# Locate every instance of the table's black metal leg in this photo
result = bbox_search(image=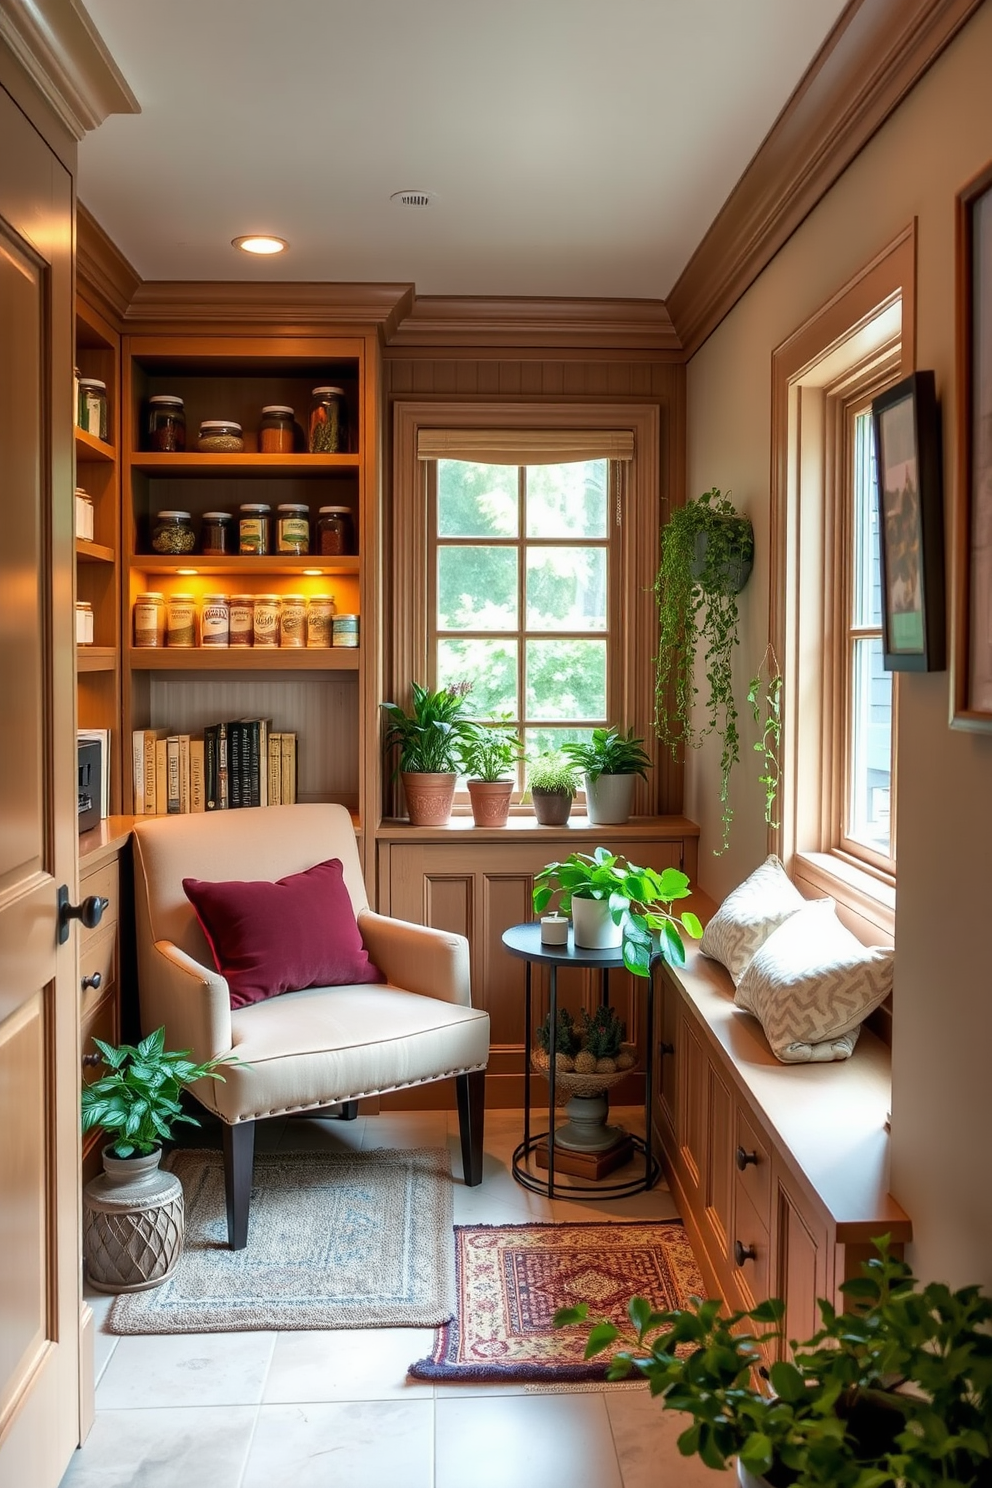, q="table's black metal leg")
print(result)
[523,959,532,1154]
[547,965,557,1198]
[600,966,610,1009]
[645,961,656,1190]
